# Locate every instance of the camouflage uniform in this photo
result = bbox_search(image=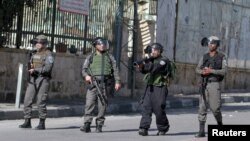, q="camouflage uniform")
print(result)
[81,52,121,131]
[195,36,227,137]
[196,52,227,124]
[19,34,54,130]
[23,48,54,119]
